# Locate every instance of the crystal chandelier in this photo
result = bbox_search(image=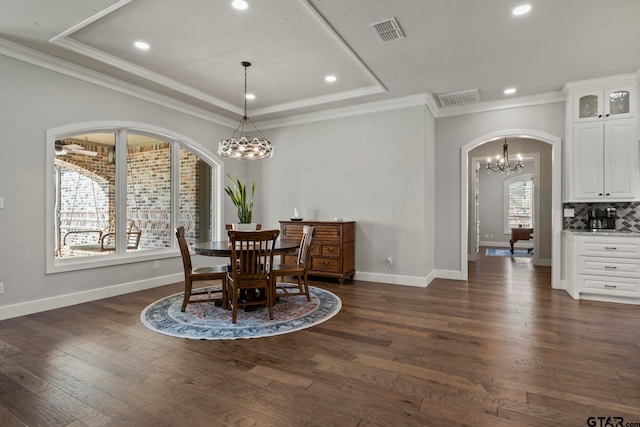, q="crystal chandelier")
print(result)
[218,61,273,160]
[486,138,523,177]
